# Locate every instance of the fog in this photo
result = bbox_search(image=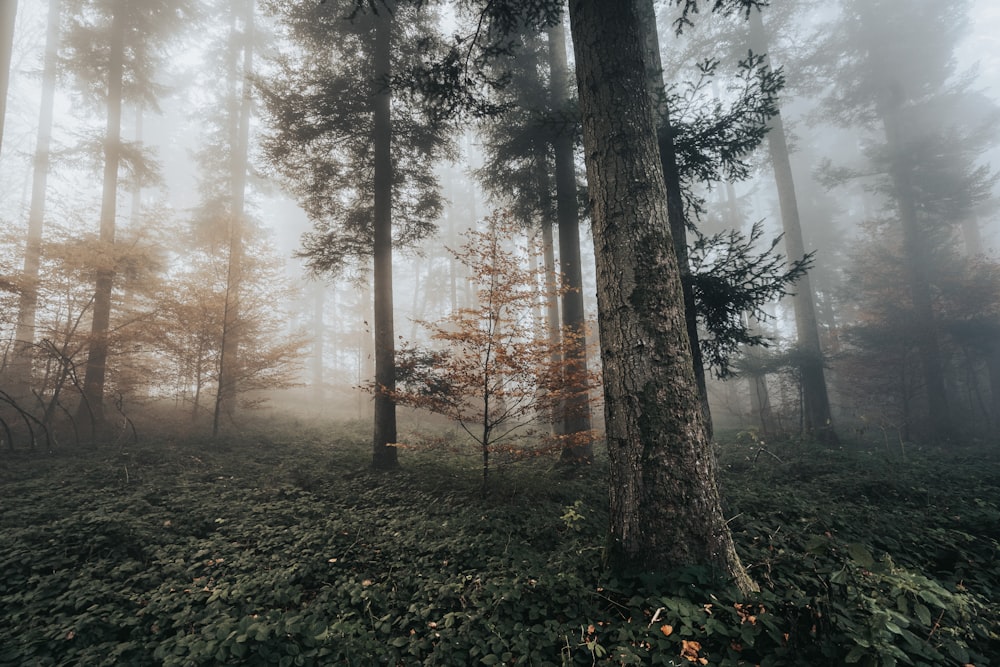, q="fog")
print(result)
[0,0,997,446]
